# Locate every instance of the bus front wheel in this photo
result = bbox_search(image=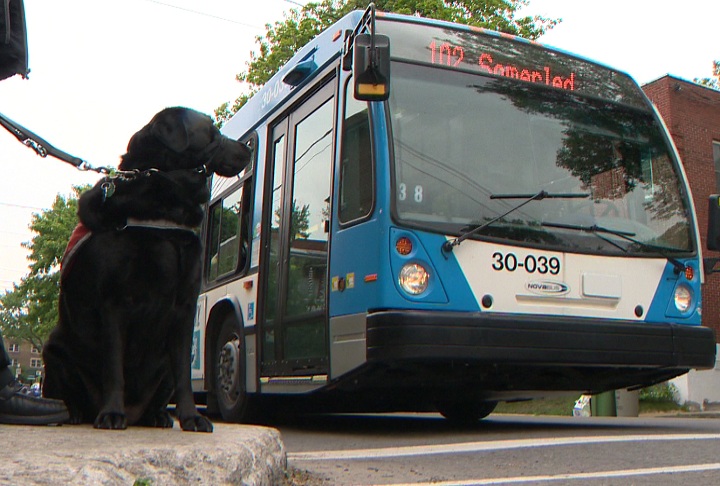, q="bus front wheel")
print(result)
[214,315,251,423]
[436,400,497,425]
